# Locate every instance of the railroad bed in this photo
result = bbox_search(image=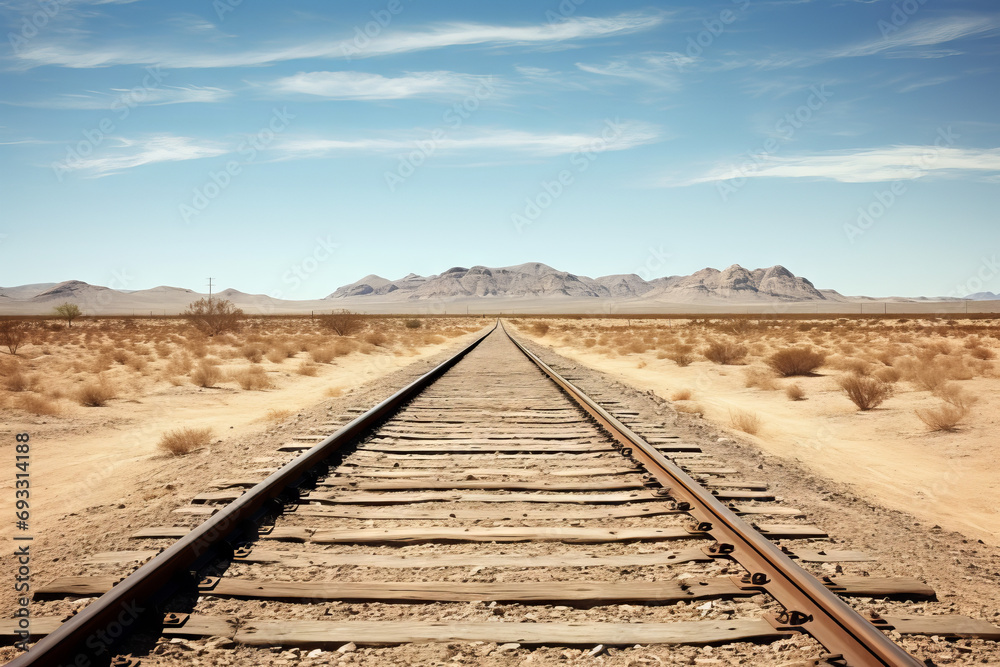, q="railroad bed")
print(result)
[5,323,1000,666]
